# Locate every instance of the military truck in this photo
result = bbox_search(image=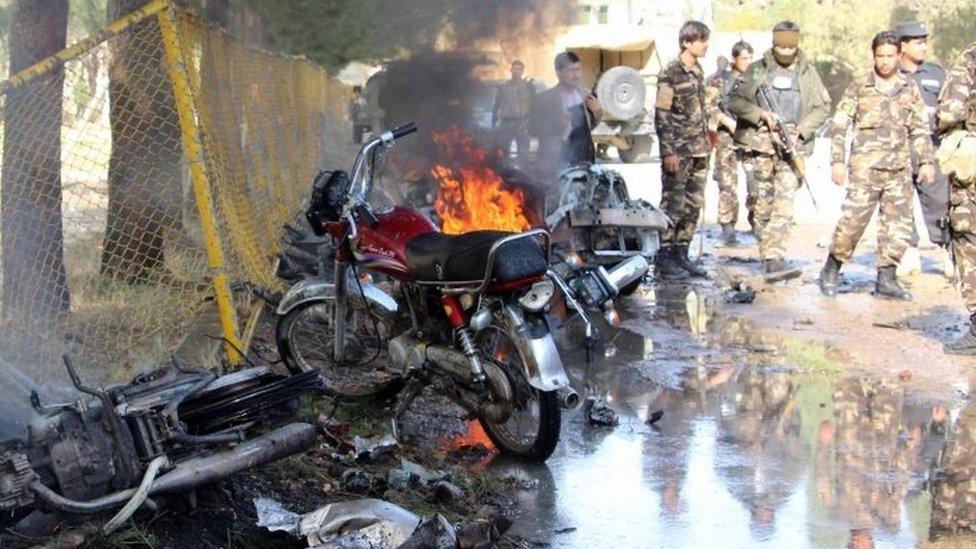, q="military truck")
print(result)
[564,27,662,163]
